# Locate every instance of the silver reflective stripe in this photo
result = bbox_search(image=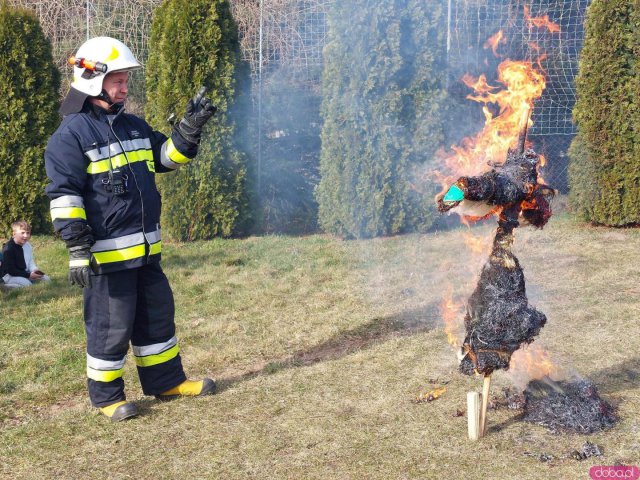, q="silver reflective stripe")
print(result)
[85,143,122,162]
[146,229,161,244]
[91,229,161,253]
[160,141,181,170]
[86,353,127,370]
[69,259,90,267]
[85,138,152,162]
[50,195,85,209]
[132,336,177,357]
[91,232,145,253]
